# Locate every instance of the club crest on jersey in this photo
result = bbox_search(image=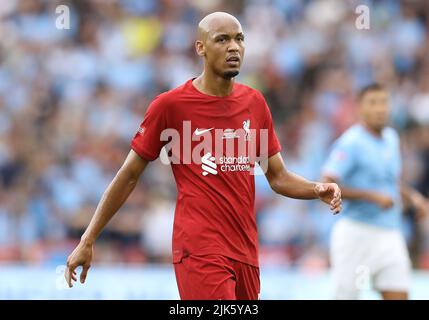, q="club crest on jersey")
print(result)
[222,119,251,140]
[243,119,251,141]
